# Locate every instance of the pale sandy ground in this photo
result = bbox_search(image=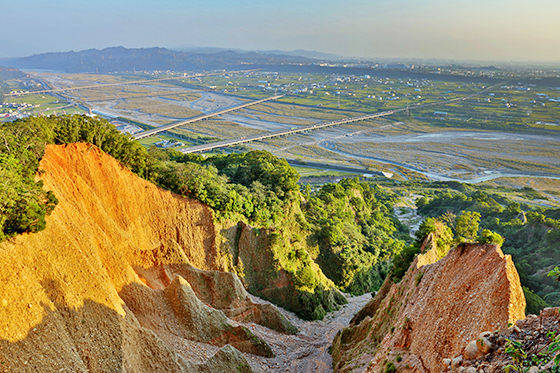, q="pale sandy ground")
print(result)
[243,293,372,373]
[157,293,372,373]
[394,195,423,237]
[185,92,243,113]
